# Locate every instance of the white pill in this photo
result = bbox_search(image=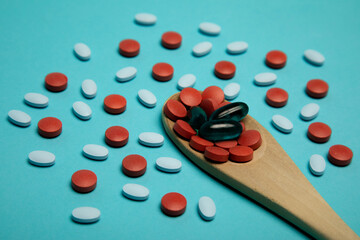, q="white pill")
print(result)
[300,103,320,121]
[122,183,149,201]
[28,150,55,167]
[82,144,108,161]
[24,93,48,108]
[72,207,100,224]
[137,89,157,108]
[224,82,240,100]
[134,13,157,25]
[199,22,221,36]
[254,72,277,86]
[74,43,91,61]
[116,66,137,82]
[198,196,216,221]
[138,132,164,147]
[192,41,212,57]
[309,154,326,176]
[272,115,293,133]
[8,110,31,127]
[227,41,248,54]
[304,49,325,66]
[156,157,182,173]
[81,79,97,98]
[177,74,196,90]
[72,101,92,120]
